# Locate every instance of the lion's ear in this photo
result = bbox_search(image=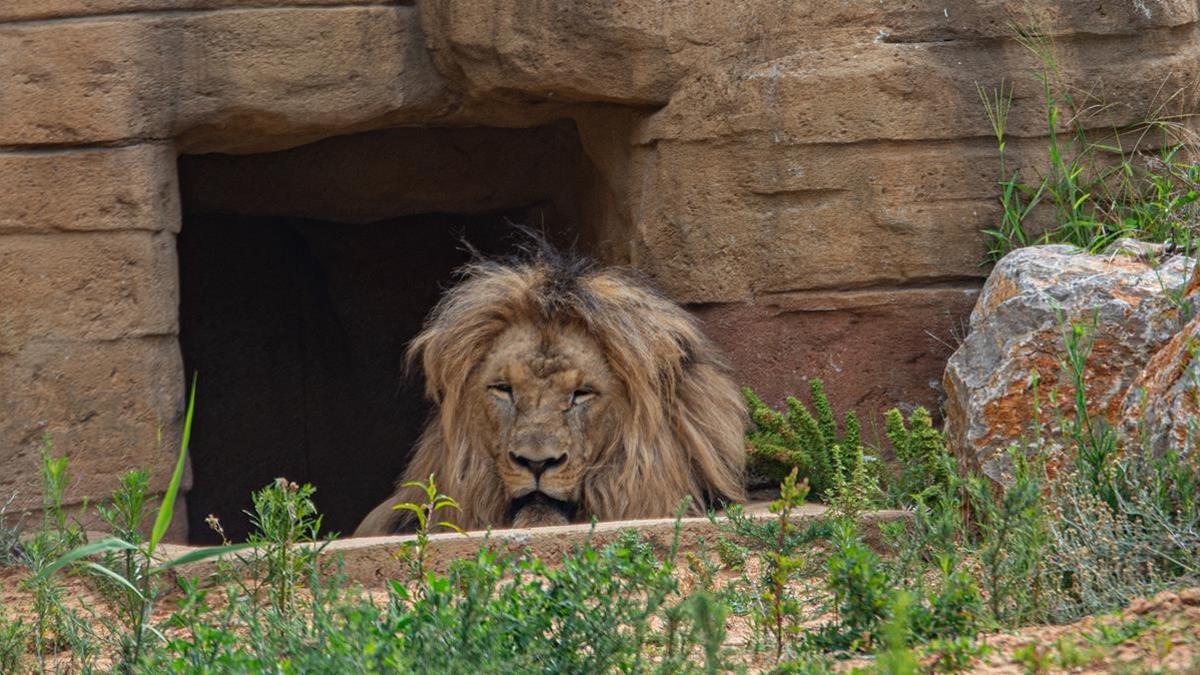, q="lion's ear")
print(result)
[405,262,533,406]
[405,324,445,404]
